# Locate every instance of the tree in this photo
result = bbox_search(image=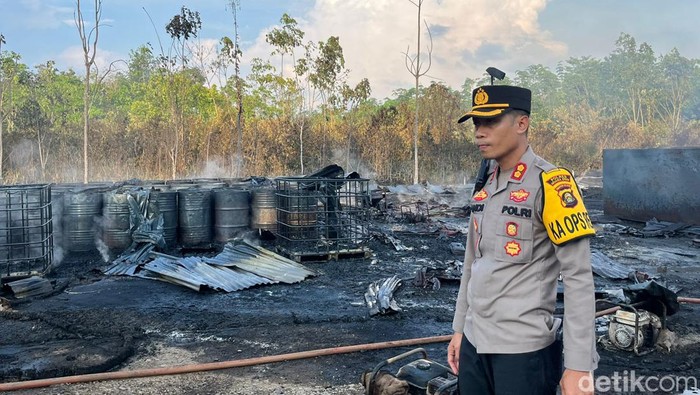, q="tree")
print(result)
[226,0,244,177]
[75,0,102,184]
[341,78,371,171]
[164,6,202,179]
[309,36,346,166]
[265,13,304,78]
[404,0,433,184]
[0,33,6,182]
